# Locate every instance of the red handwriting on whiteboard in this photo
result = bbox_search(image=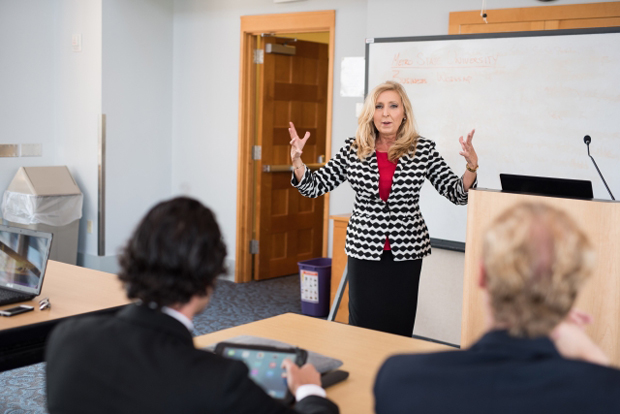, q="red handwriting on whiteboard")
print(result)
[436,72,472,83]
[451,53,498,66]
[392,53,413,67]
[391,52,499,69]
[392,70,427,84]
[416,53,441,66]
